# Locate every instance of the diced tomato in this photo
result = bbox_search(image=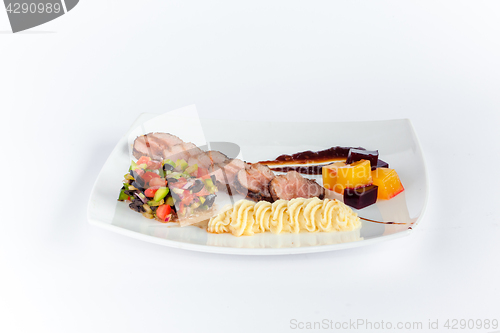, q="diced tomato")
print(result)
[134,168,145,177]
[170,178,188,188]
[144,186,160,198]
[201,174,211,180]
[137,156,151,165]
[195,187,210,196]
[170,180,186,189]
[197,167,209,178]
[181,193,195,205]
[156,204,172,222]
[148,177,167,187]
[142,171,160,183]
[147,160,161,170]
